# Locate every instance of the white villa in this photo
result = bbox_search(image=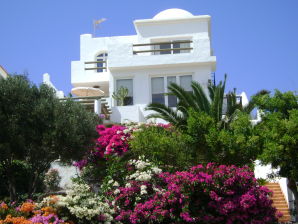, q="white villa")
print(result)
[49,8,295,221]
[71,9,218,123]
